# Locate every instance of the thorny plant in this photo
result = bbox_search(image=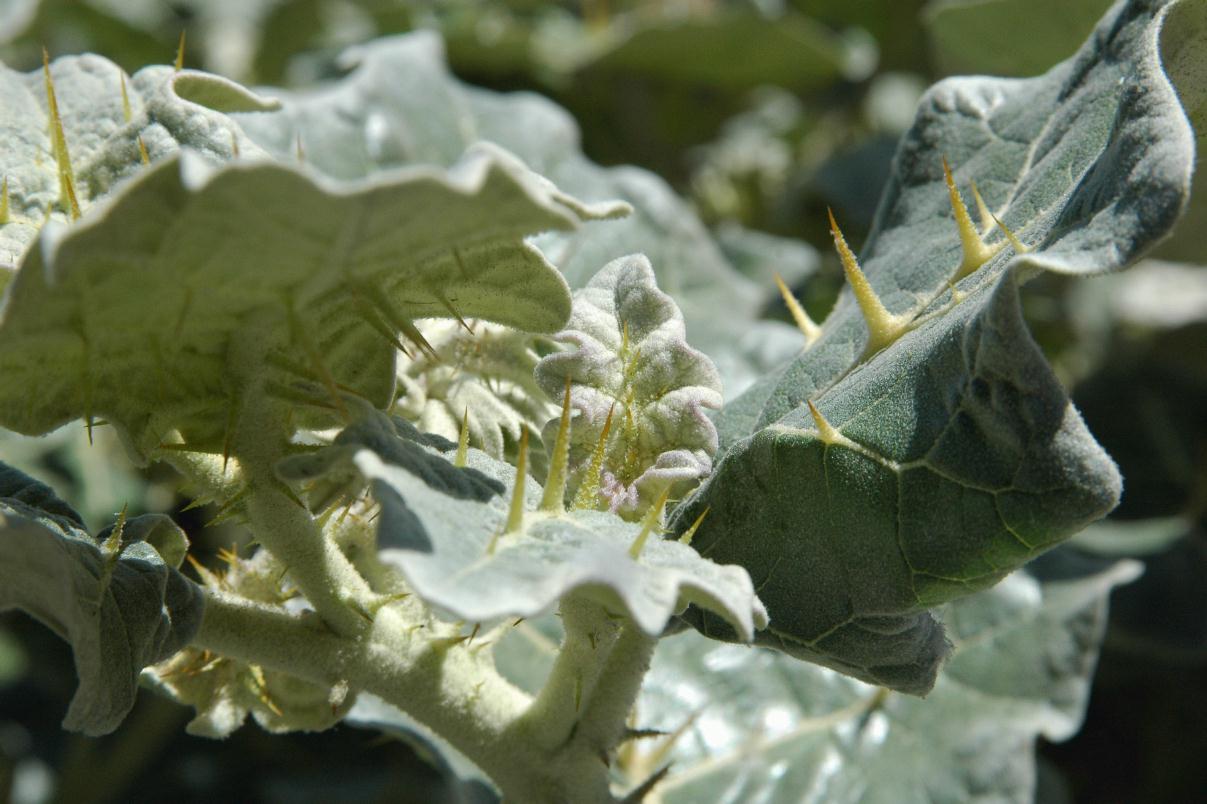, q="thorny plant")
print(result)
[0,1,1198,801]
